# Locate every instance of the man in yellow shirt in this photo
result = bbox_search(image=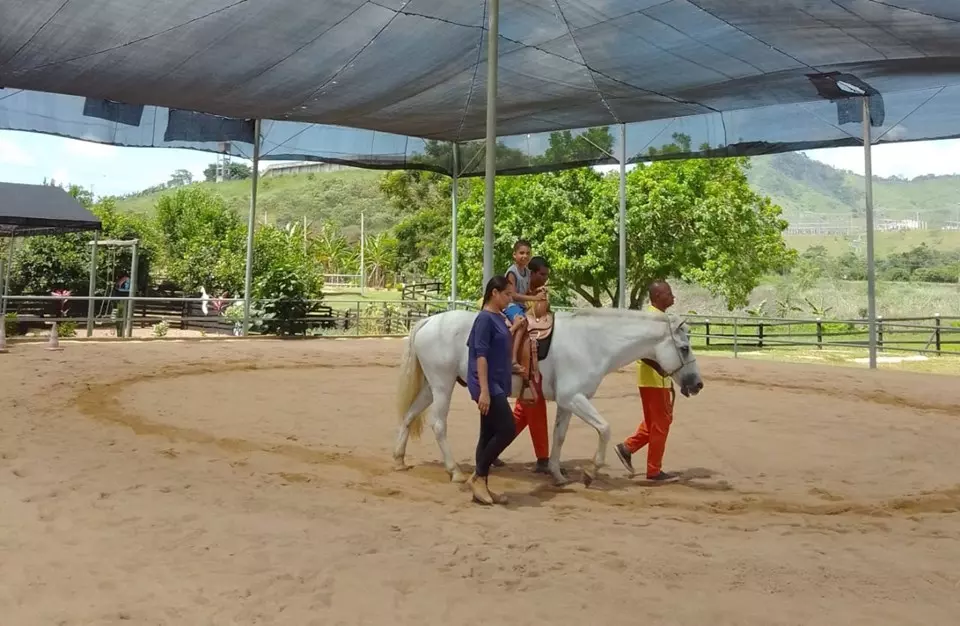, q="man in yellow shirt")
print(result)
[614,280,679,482]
